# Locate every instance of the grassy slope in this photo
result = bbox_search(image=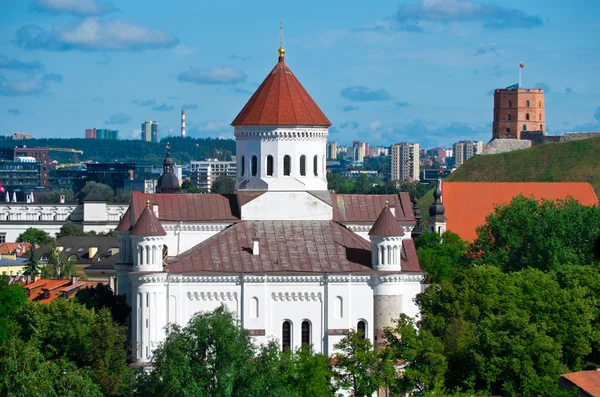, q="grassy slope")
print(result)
[446,137,600,197]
